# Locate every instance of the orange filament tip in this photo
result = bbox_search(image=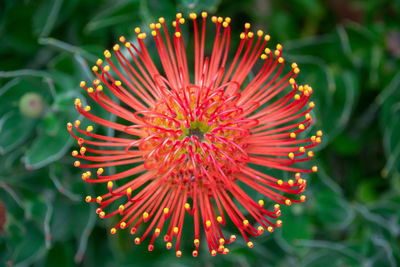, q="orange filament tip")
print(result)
[305,113,311,119]
[184,203,190,209]
[217,16,223,23]
[245,22,251,29]
[173,227,179,234]
[179,18,185,24]
[299,146,305,152]
[308,151,314,157]
[278,57,284,63]
[194,239,200,246]
[110,228,116,234]
[299,124,305,130]
[119,36,125,42]
[295,173,301,179]
[300,195,306,201]
[285,199,292,206]
[316,137,322,143]
[156,23,161,29]
[294,68,300,74]
[211,16,217,23]
[126,187,132,194]
[206,220,211,228]
[267,226,273,232]
[149,23,155,29]
[222,21,228,28]
[258,226,264,233]
[230,235,236,242]
[240,33,246,39]
[176,12,182,19]
[260,54,267,60]
[120,222,126,229]
[290,132,296,138]
[317,130,323,136]
[219,238,225,245]
[248,32,254,38]
[115,80,121,86]
[217,216,223,223]
[288,152,294,159]
[192,250,198,257]
[166,242,172,249]
[163,207,169,214]
[79,81,86,87]
[289,78,295,85]
[298,178,304,184]
[104,50,111,58]
[139,33,147,39]
[85,196,91,202]
[74,161,80,167]
[312,166,318,172]
[172,21,177,27]
[80,147,86,154]
[277,179,283,185]
[135,237,140,244]
[113,44,119,51]
[86,125,93,132]
[189,13,197,19]
[155,228,160,235]
[151,31,157,36]
[99,211,105,218]
[72,150,78,156]
[264,35,271,41]
[130,228,136,234]
[96,196,102,203]
[103,65,110,71]
[107,181,113,188]
[276,43,283,50]
[96,58,103,65]
[97,168,104,175]
[223,248,229,254]
[311,136,316,142]
[225,17,231,23]
[258,199,264,207]
[175,32,181,38]
[67,122,72,129]
[201,12,207,18]
[288,179,294,186]
[257,30,263,36]
[274,204,280,210]
[277,220,283,227]
[243,219,249,227]
[125,42,131,48]
[92,66,98,72]
[134,27,140,33]
[292,62,298,68]
[143,212,149,219]
[84,106,91,111]
[211,250,217,256]
[247,242,254,248]
[148,244,154,251]
[74,120,81,127]
[159,17,165,23]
